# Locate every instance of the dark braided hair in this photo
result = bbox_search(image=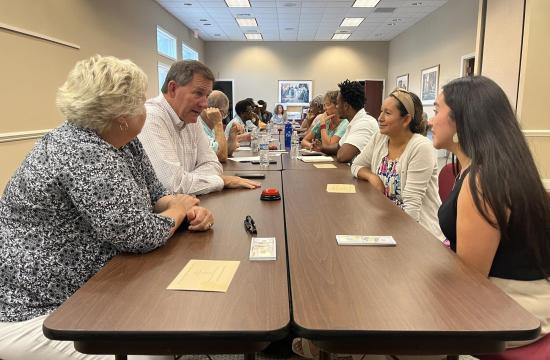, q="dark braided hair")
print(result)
[338,80,364,111]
